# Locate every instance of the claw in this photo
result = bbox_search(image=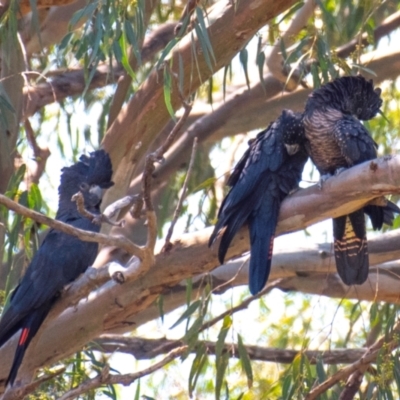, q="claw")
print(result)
[318,173,332,189]
[334,167,347,176]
